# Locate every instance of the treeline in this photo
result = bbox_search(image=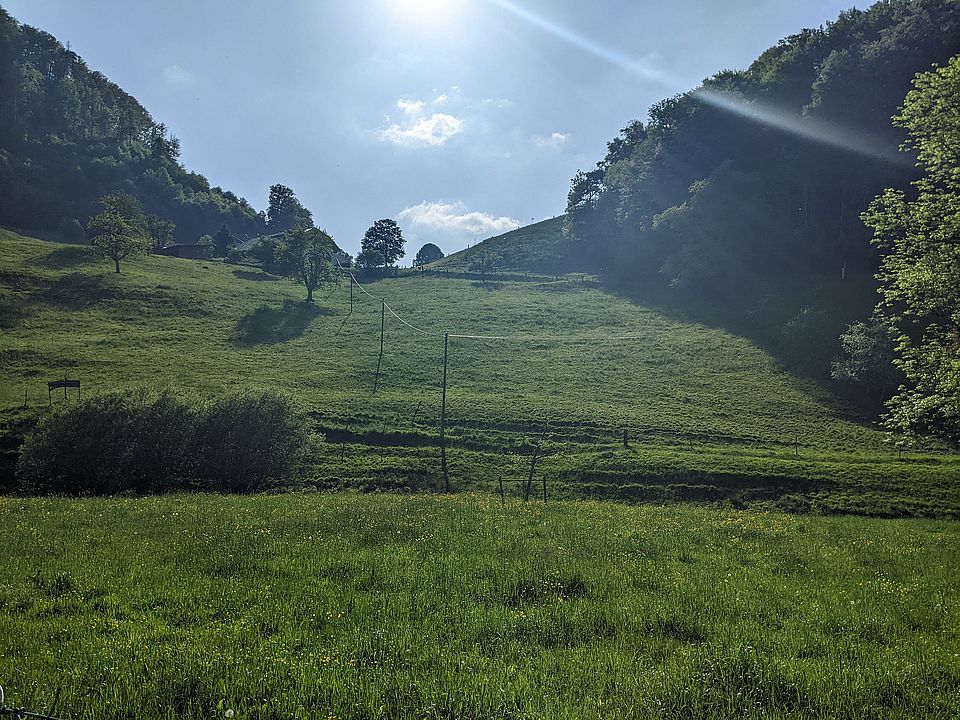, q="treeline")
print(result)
[564,0,960,409]
[0,7,265,243]
[567,1,960,287]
